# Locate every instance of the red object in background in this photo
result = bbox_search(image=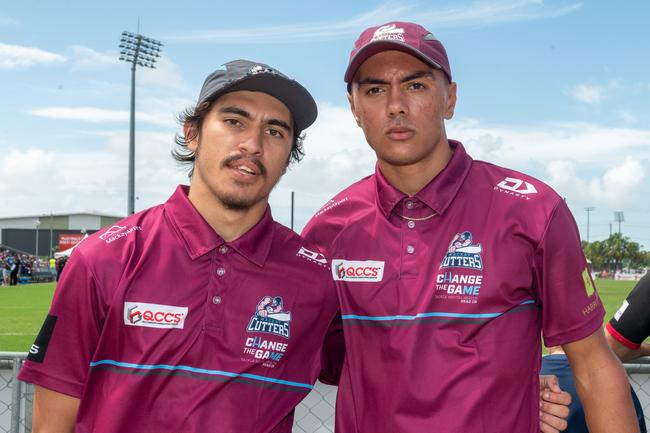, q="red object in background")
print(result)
[58,234,84,251]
